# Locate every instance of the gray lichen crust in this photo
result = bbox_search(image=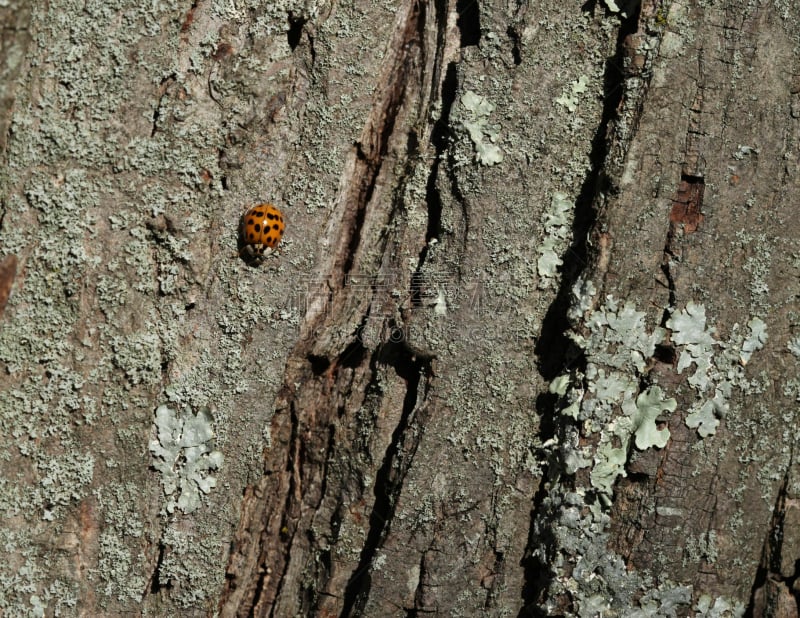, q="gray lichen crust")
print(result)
[0,0,299,612]
[534,281,764,614]
[149,404,224,515]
